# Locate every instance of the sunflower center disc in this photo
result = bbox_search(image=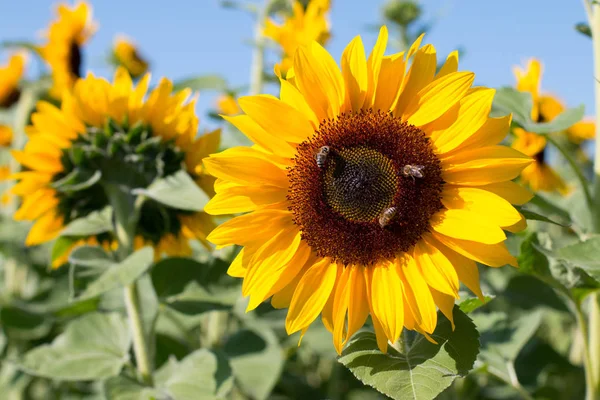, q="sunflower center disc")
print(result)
[288,110,444,266]
[323,146,398,222]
